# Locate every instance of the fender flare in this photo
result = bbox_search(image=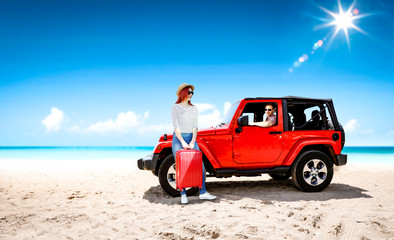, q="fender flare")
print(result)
[282,138,341,166]
[153,142,172,154]
[196,140,222,169]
